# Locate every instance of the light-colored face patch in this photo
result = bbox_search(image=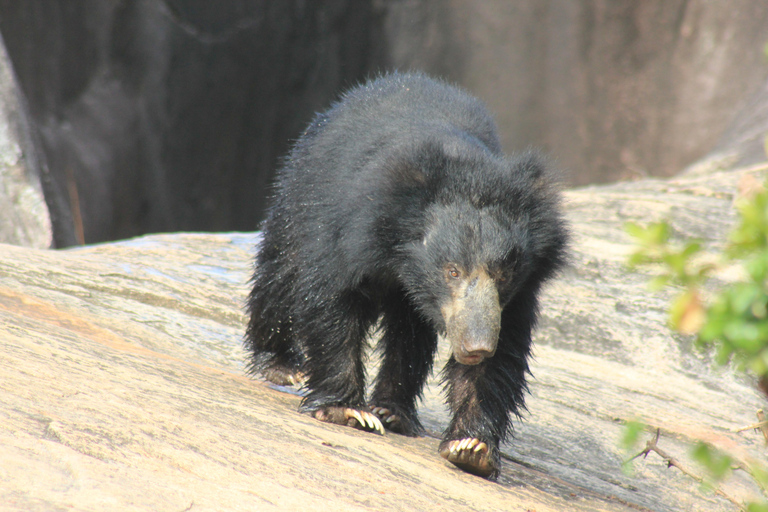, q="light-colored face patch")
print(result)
[440,265,501,365]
